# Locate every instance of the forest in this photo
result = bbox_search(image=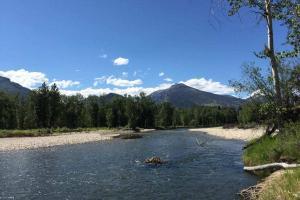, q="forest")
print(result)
[0,82,238,131]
